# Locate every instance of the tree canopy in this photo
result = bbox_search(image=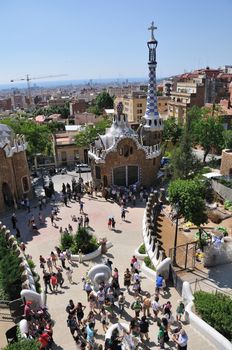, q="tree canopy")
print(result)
[75,118,112,147]
[162,117,183,150]
[88,91,114,115]
[168,179,208,227]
